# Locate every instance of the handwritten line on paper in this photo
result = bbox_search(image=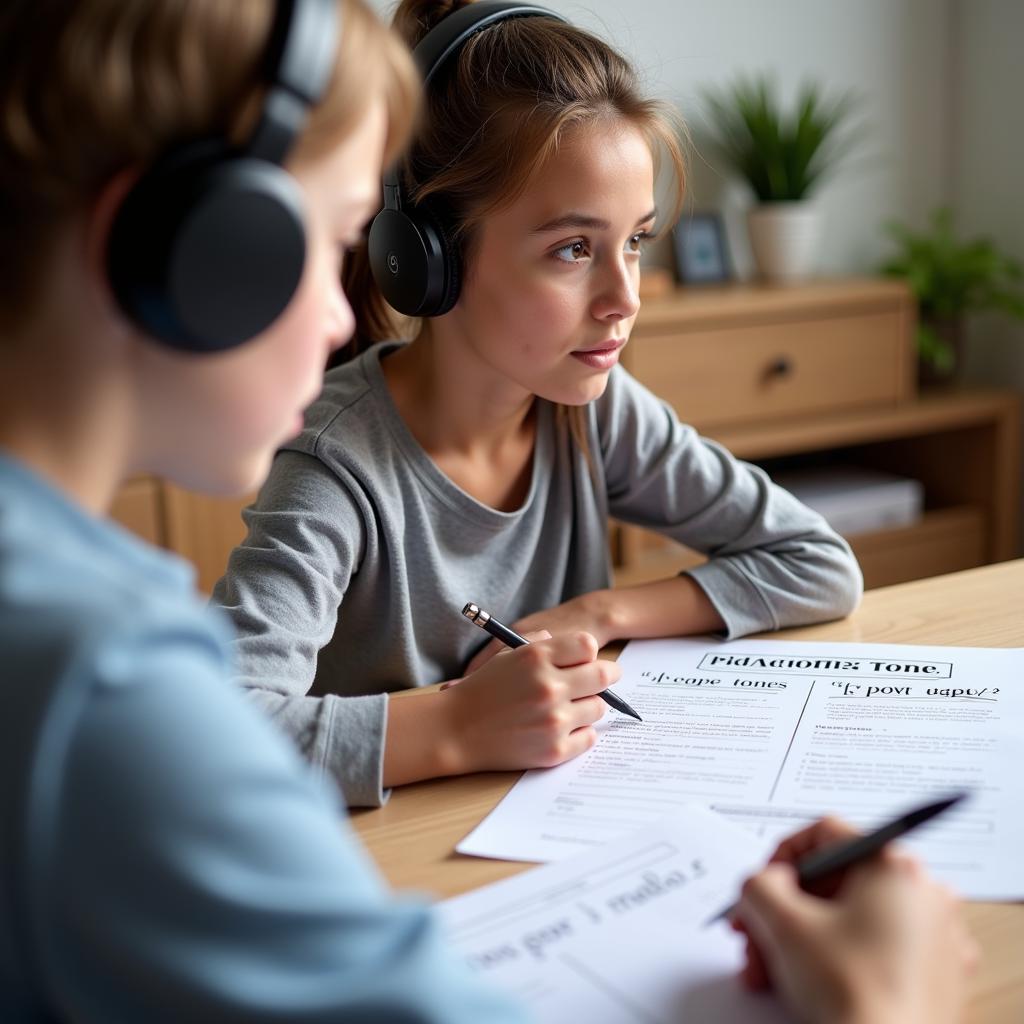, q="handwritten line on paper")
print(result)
[442,808,786,1024]
[448,841,698,943]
